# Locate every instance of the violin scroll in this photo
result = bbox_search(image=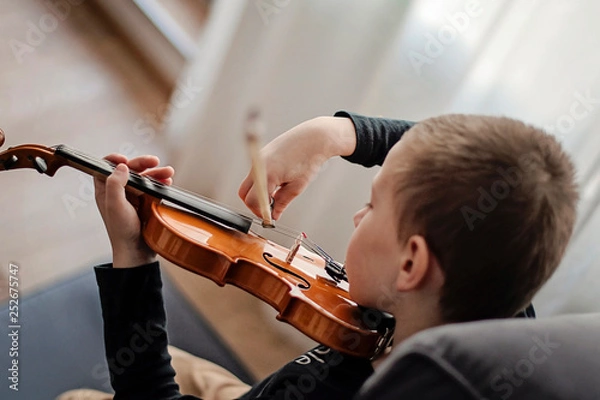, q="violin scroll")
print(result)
[0,132,65,176]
